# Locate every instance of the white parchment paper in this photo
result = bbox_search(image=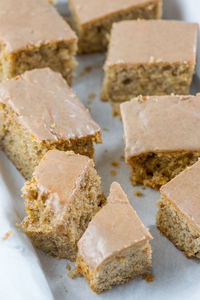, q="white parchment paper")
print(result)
[1,1,200,299]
